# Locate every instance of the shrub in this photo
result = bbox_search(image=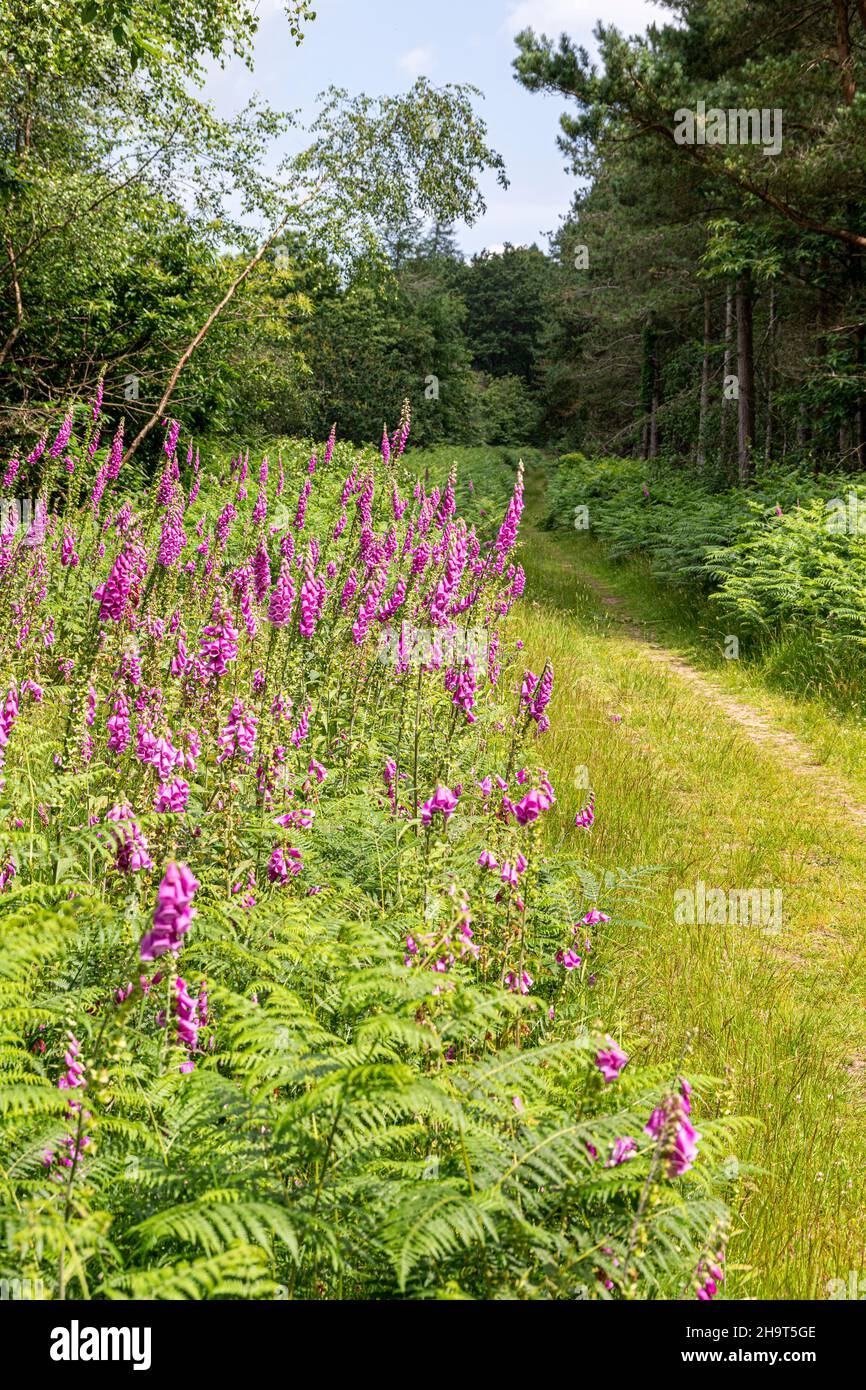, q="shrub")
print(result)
[546,451,866,700]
